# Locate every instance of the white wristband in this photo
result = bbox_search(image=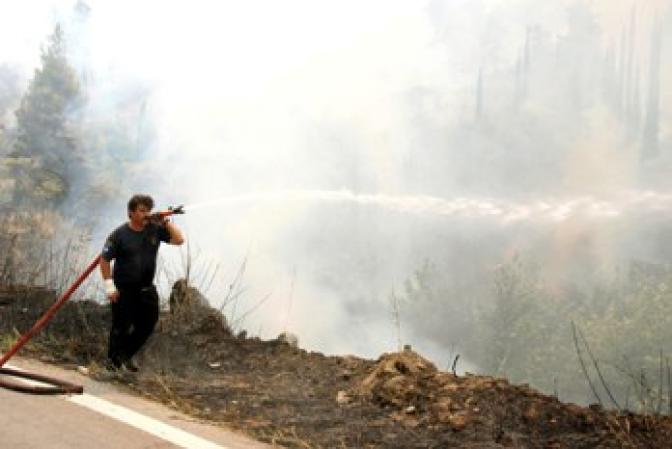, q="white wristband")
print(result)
[104,278,117,295]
